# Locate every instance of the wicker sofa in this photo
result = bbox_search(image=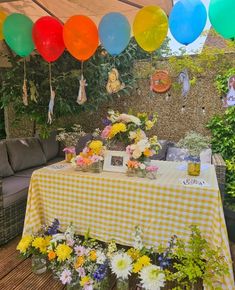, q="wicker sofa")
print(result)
[0,136,226,245]
[0,132,63,245]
